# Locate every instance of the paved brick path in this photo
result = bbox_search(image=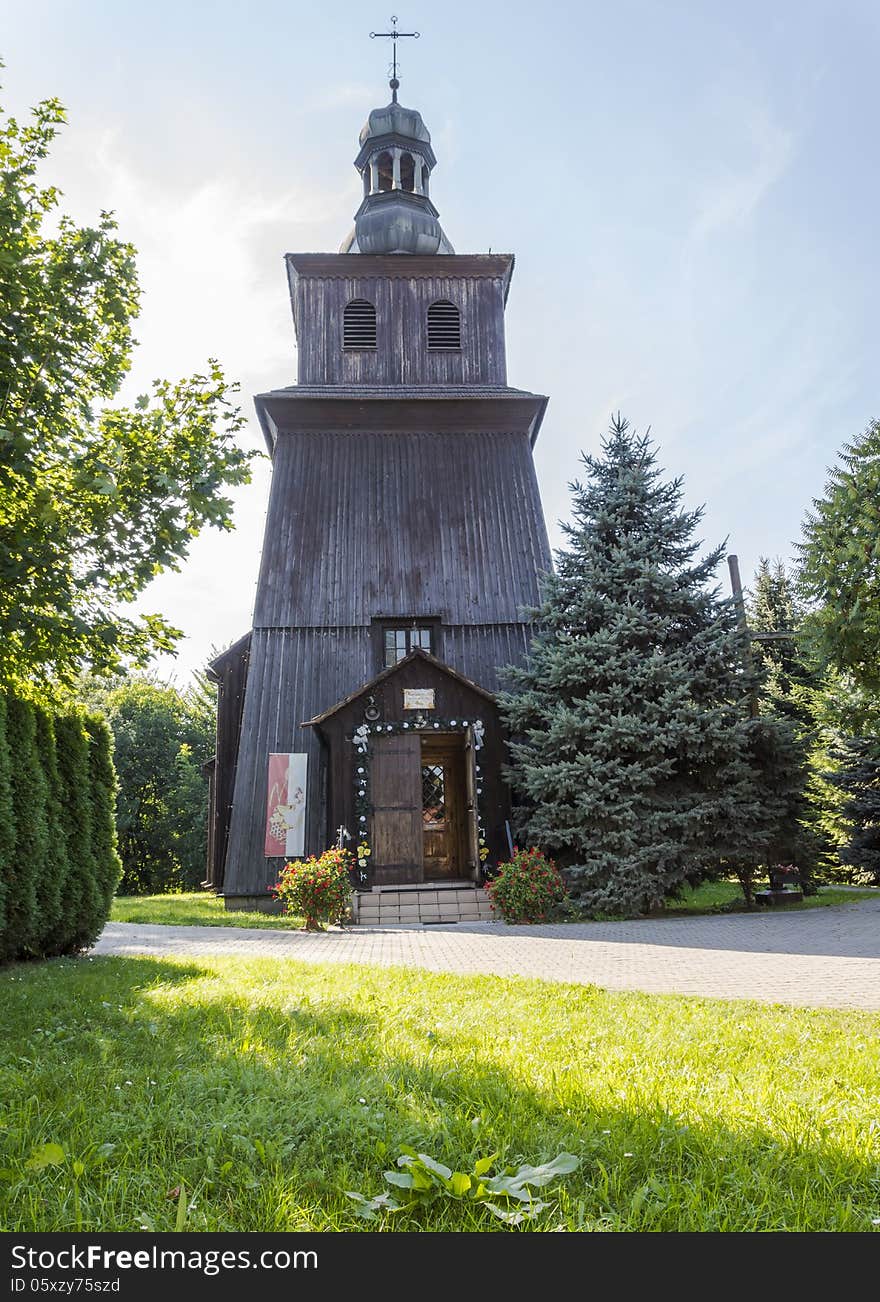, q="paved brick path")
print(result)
[93,896,880,1010]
